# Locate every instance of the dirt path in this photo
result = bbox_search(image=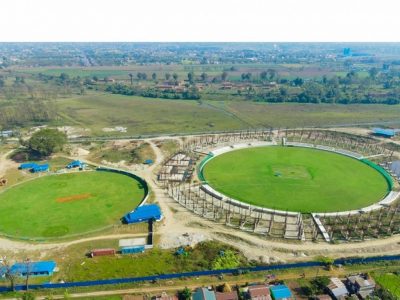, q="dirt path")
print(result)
[0,150,17,178]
